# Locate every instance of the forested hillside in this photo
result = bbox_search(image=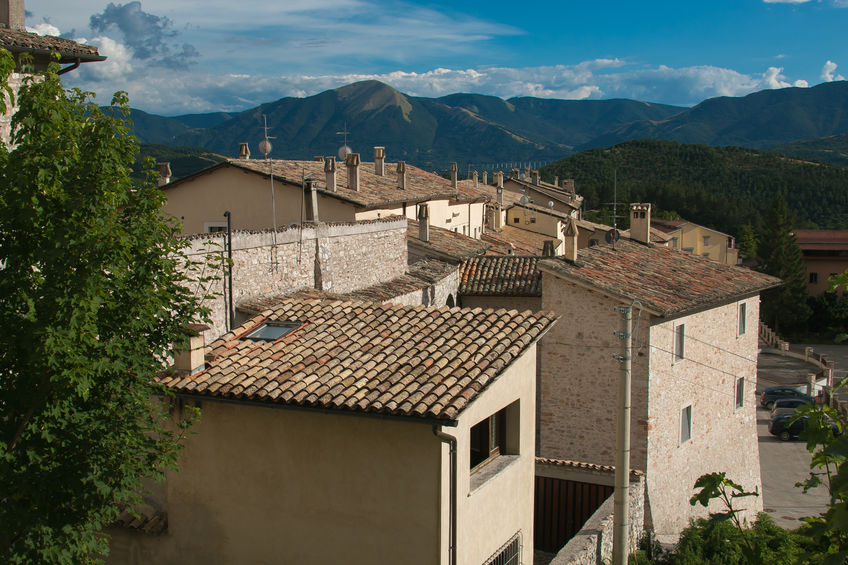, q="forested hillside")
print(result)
[542,139,848,237]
